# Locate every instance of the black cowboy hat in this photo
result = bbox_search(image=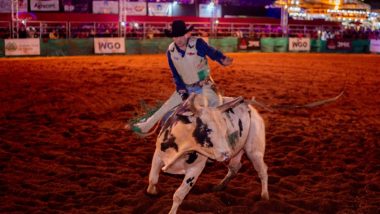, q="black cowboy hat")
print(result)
[164,20,194,37]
